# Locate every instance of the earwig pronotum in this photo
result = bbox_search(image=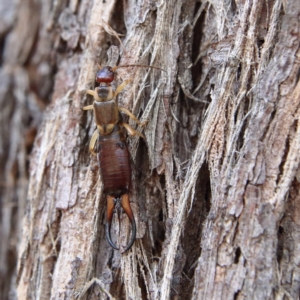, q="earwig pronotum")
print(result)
[84,64,161,252]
